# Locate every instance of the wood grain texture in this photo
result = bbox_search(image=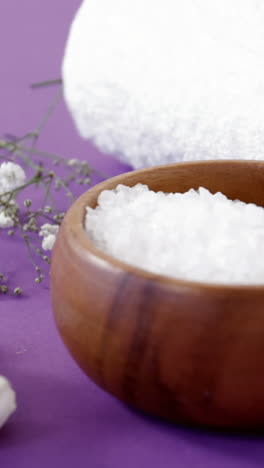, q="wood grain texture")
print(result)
[51,160,264,429]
